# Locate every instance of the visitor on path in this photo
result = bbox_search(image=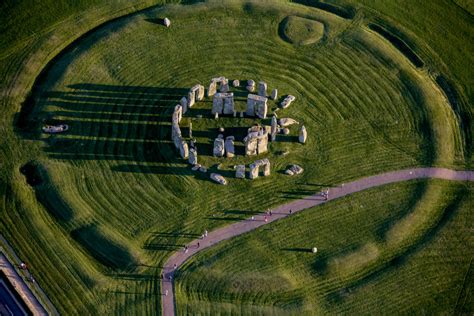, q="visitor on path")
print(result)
[165,290,168,296]
[264,216,268,222]
[251,216,255,220]
[204,230,208,237]
[270,210,272,216]
[289,209,292,214]
[325,188,329,200]
[173,264,177,270]
[184,245,188,254]
[197,242,200,248]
